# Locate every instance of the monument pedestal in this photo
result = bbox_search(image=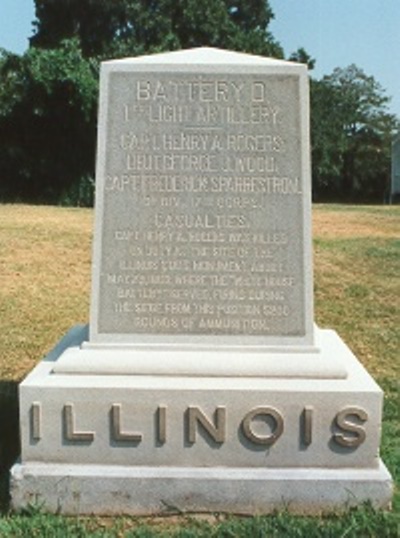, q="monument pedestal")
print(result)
[11,463,392,516]
[11,325,392,514]
[11,47,393,514]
